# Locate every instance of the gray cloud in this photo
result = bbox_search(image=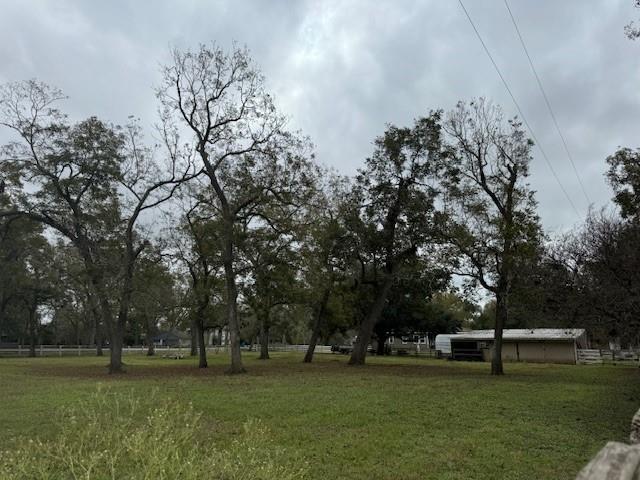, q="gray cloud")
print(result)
[1,0,638,233]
